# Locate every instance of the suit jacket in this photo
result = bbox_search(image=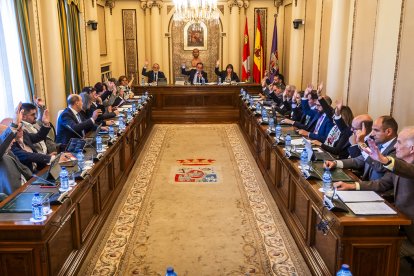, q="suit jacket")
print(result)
[308,113,335,143]
[142,68,166,83]
[0,151,32,196]
[341,138,397,181]
[1,127,15,158]
[56,107,96,145]
[11,127,52,172]
[214,67,240,82]
[360,166,414,243]
[181,68,208,84]
[88,103,116,125]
